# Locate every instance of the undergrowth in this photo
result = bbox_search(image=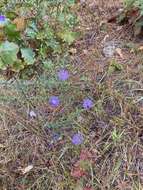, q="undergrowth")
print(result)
[0,0,143,190]
[0,0,78,78]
